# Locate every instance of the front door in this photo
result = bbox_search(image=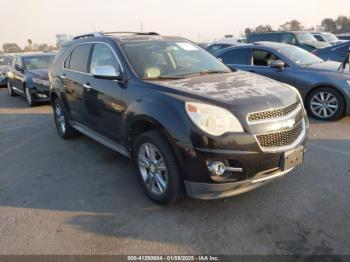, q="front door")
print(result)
[250,49,296,85]
[82,43,125,143]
